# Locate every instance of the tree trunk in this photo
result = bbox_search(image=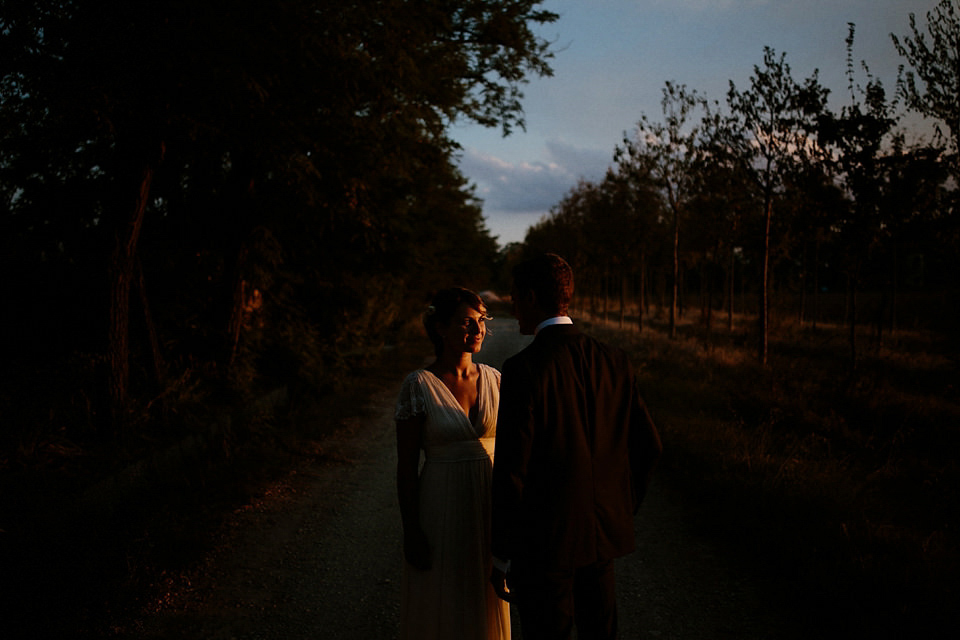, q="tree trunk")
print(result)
[848,272,858,374]
[619,272,626,329]
[589,273,598,320]
[108,161,158,436]
[699,261,706,325]
[602,267,609,326]
[759,196,772,366]
[706,254,715,335]
[876,289,888,347]
[637,253,646,333]
[890,243,898,336]
[727,250,734,332]
[678,265,685,320]
[658,267,666,317]
[227,245,250,368]
[812,238,820,332]
[798,242,807,326]
[670,205,679,340]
